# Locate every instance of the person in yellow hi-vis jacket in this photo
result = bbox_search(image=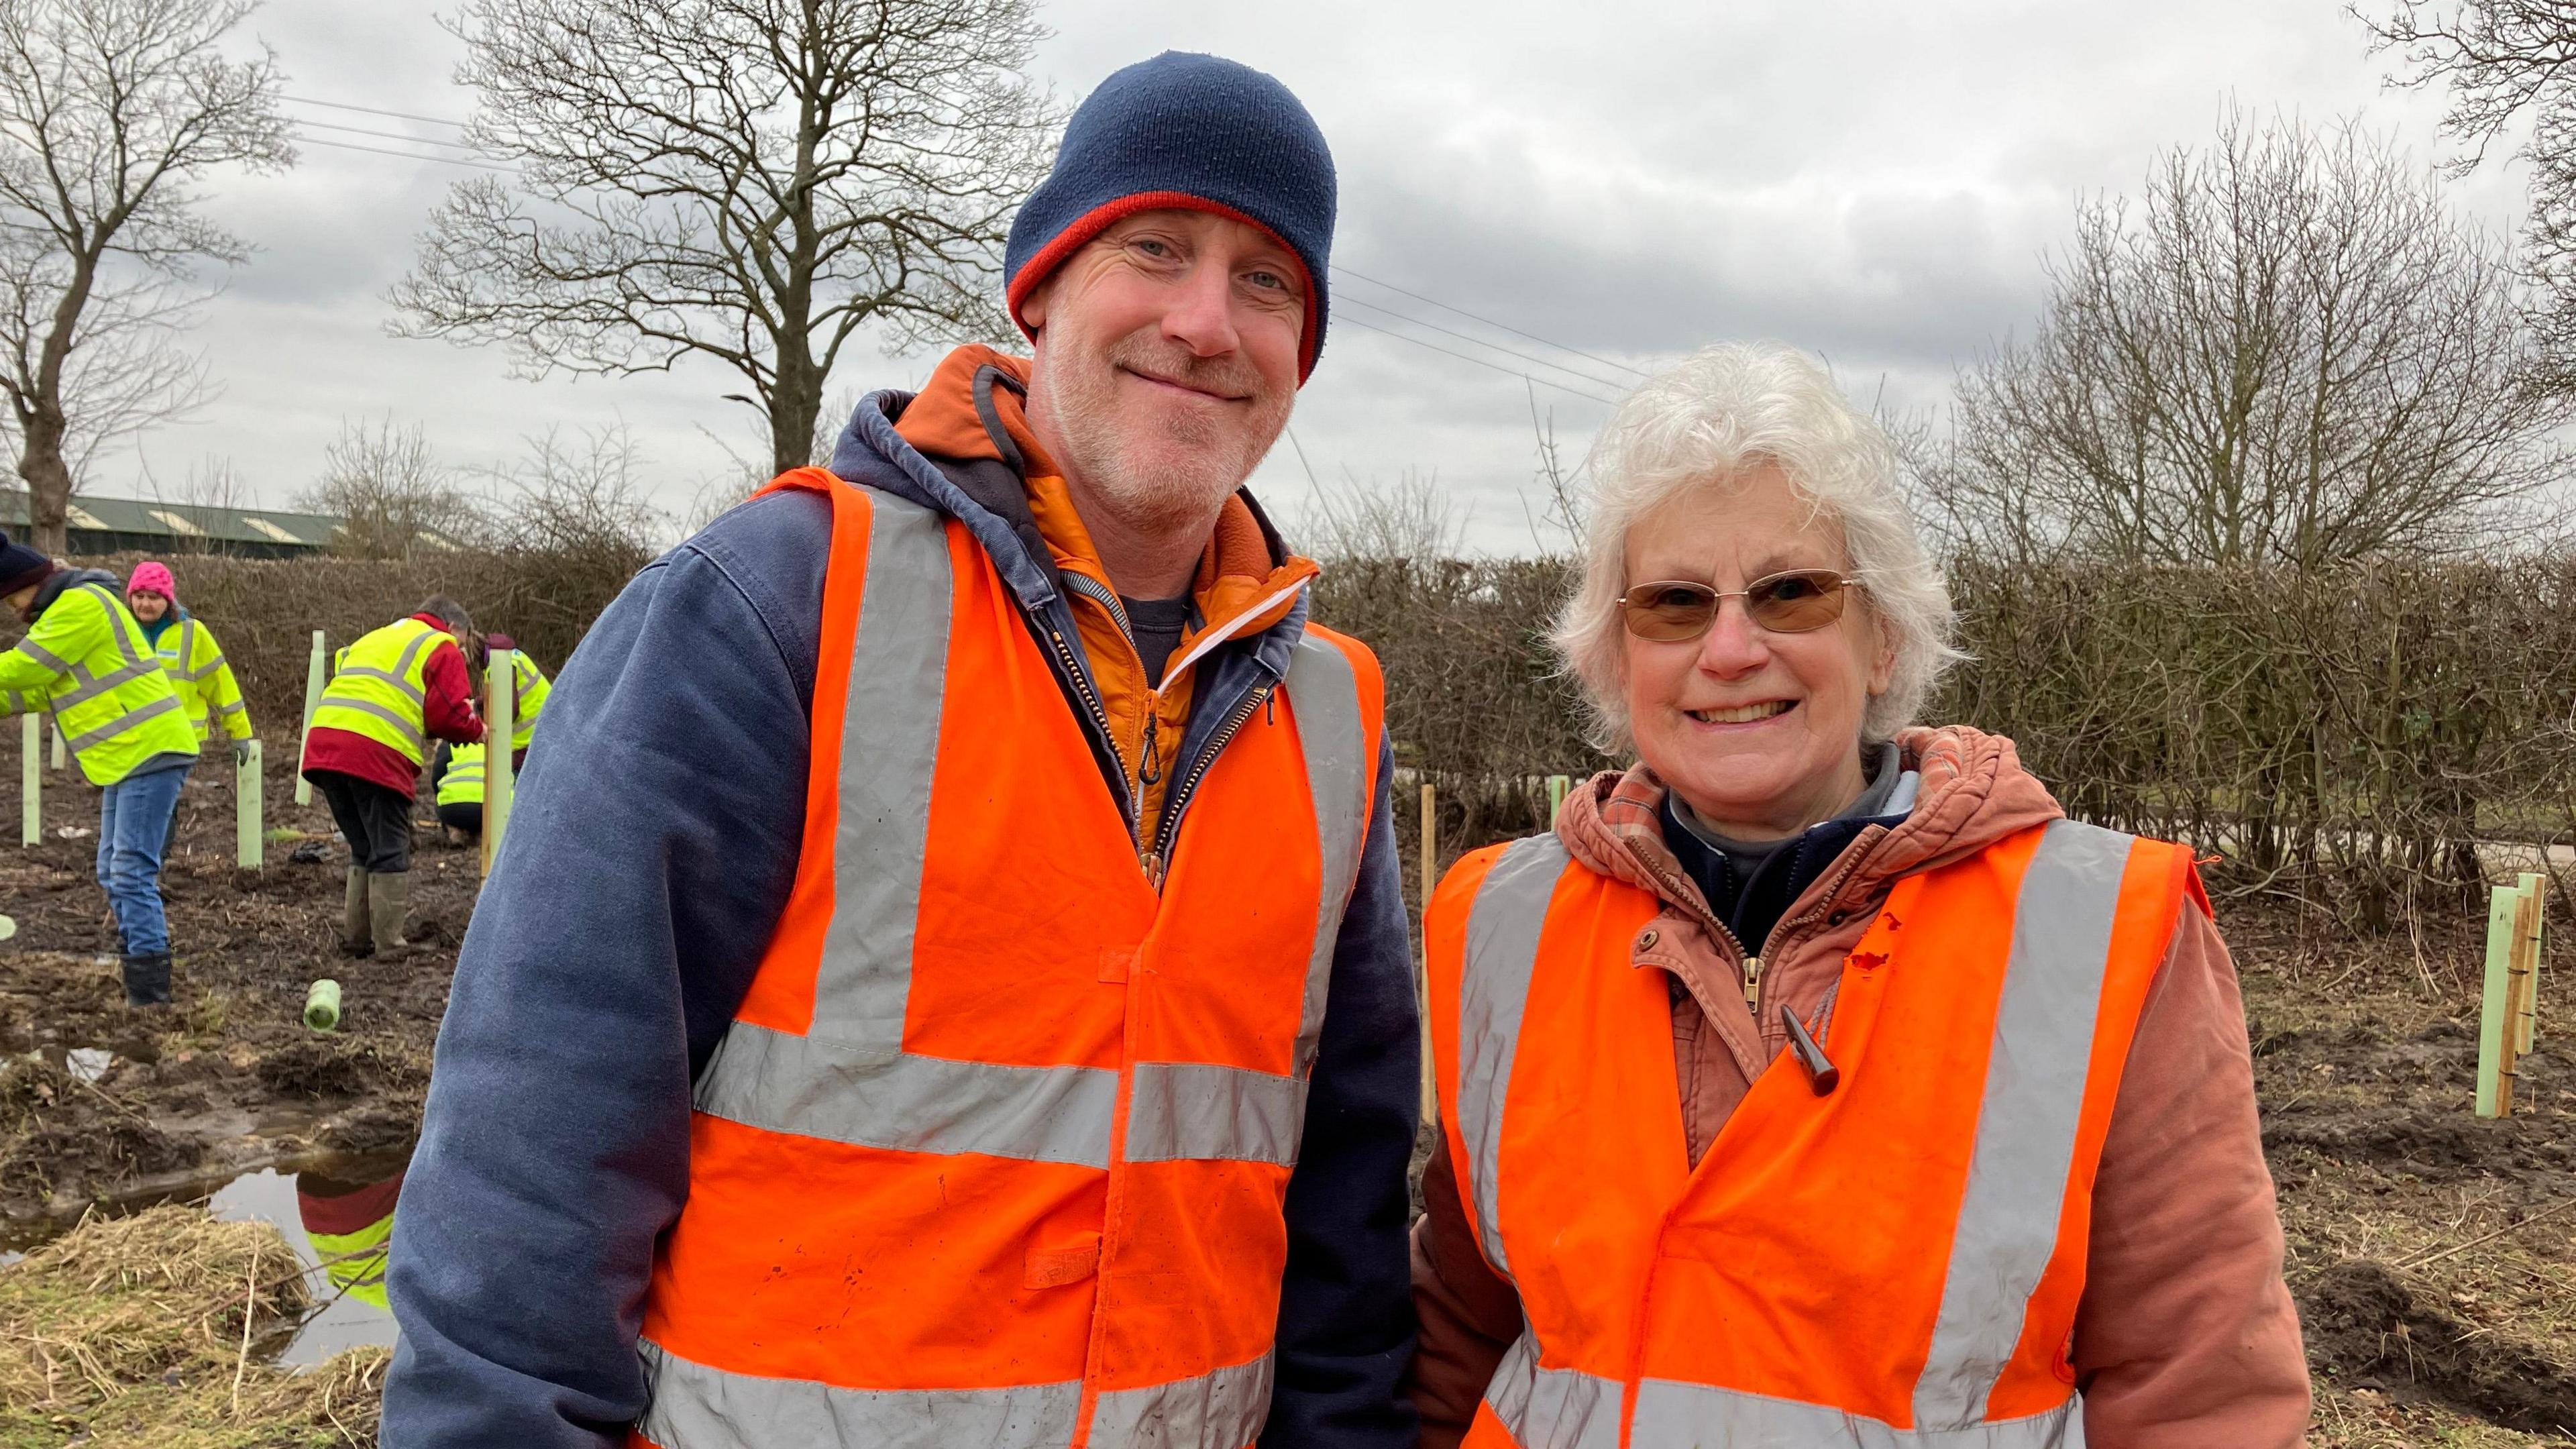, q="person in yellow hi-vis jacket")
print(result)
[125,561,253,755]
[0,534,201,1007]
[126,561,254,861]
